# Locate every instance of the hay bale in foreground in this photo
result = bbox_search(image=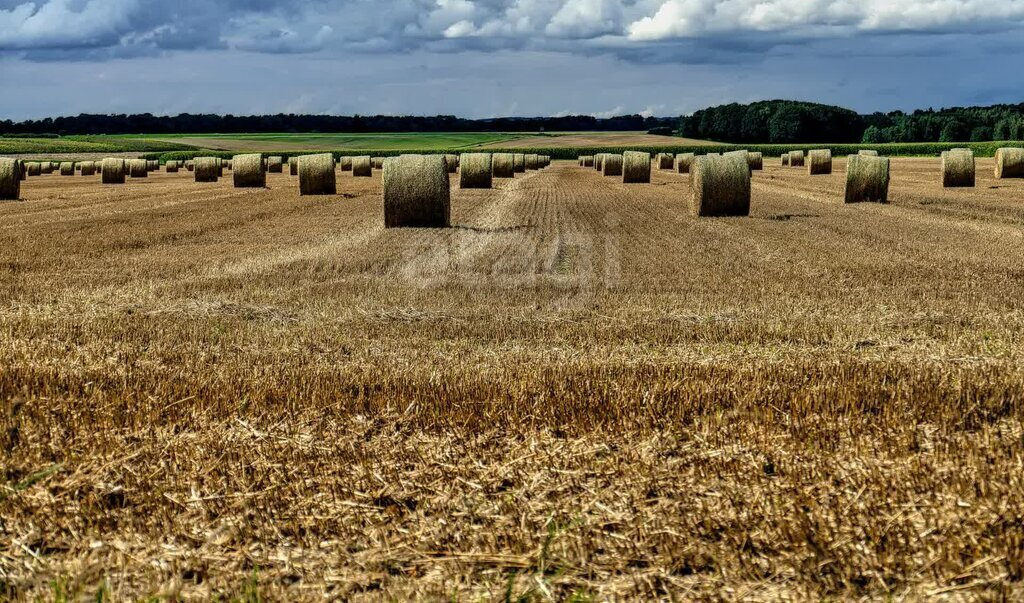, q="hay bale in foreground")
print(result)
[789,150,805,167]
[352,156,372,177]
[859,150,879,157]
[781,154,789,166]
[995,147,1024,179]
[691,154,751,217]
[233,154,267,188]
[748,152,763,171]
[444,154,458,173]
[845,155,890,203]
[26,162,41,177]
[0,158,21,200]
[581,156,594,167]
[267,156,283,173]
[194,157,219,182]
[677,153,695,174]
[623,151,651,184]
[658,153,674,170]
[165,160,178,173]
[80,161,96,176]
[602,154,623,176]
[807,150,832,175]
[101,158,126,184]
[60,162,75,176]
[493,153,515,178]
[127,159,148,178]
[459,153,492,188]
[513,153,526,173]
[298,153,336,195]
[724,150,749,173]
[526,154,540,170]
[942,149,975,188]
[383,155,450,228]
